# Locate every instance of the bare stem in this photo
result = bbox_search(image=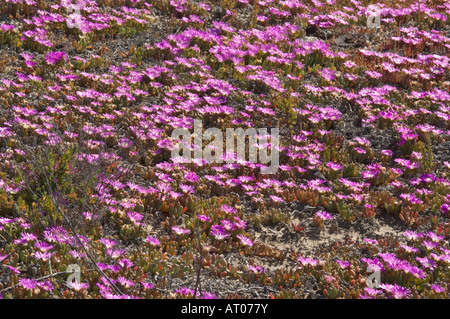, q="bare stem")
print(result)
[193,218,203,299]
